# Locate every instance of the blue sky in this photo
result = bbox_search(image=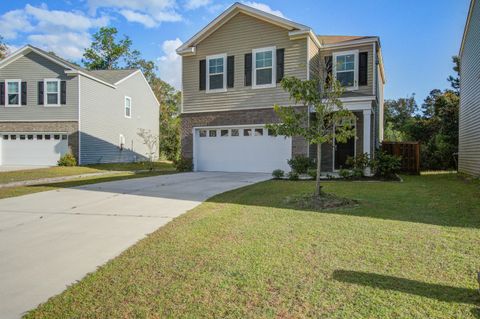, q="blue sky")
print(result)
[0,0,470,102]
